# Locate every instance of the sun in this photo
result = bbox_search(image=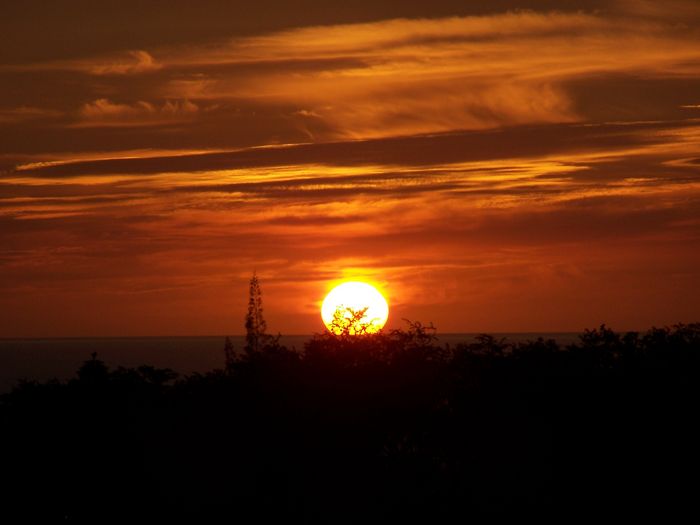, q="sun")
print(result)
[321,281,389,335]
